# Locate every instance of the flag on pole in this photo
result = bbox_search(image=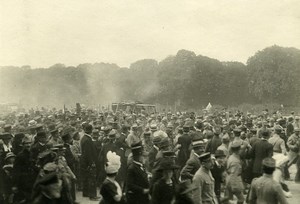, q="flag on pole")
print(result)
[205,102,212,111]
